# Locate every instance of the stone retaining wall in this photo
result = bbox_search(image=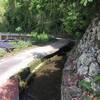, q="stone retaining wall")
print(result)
[61,18,100,99]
